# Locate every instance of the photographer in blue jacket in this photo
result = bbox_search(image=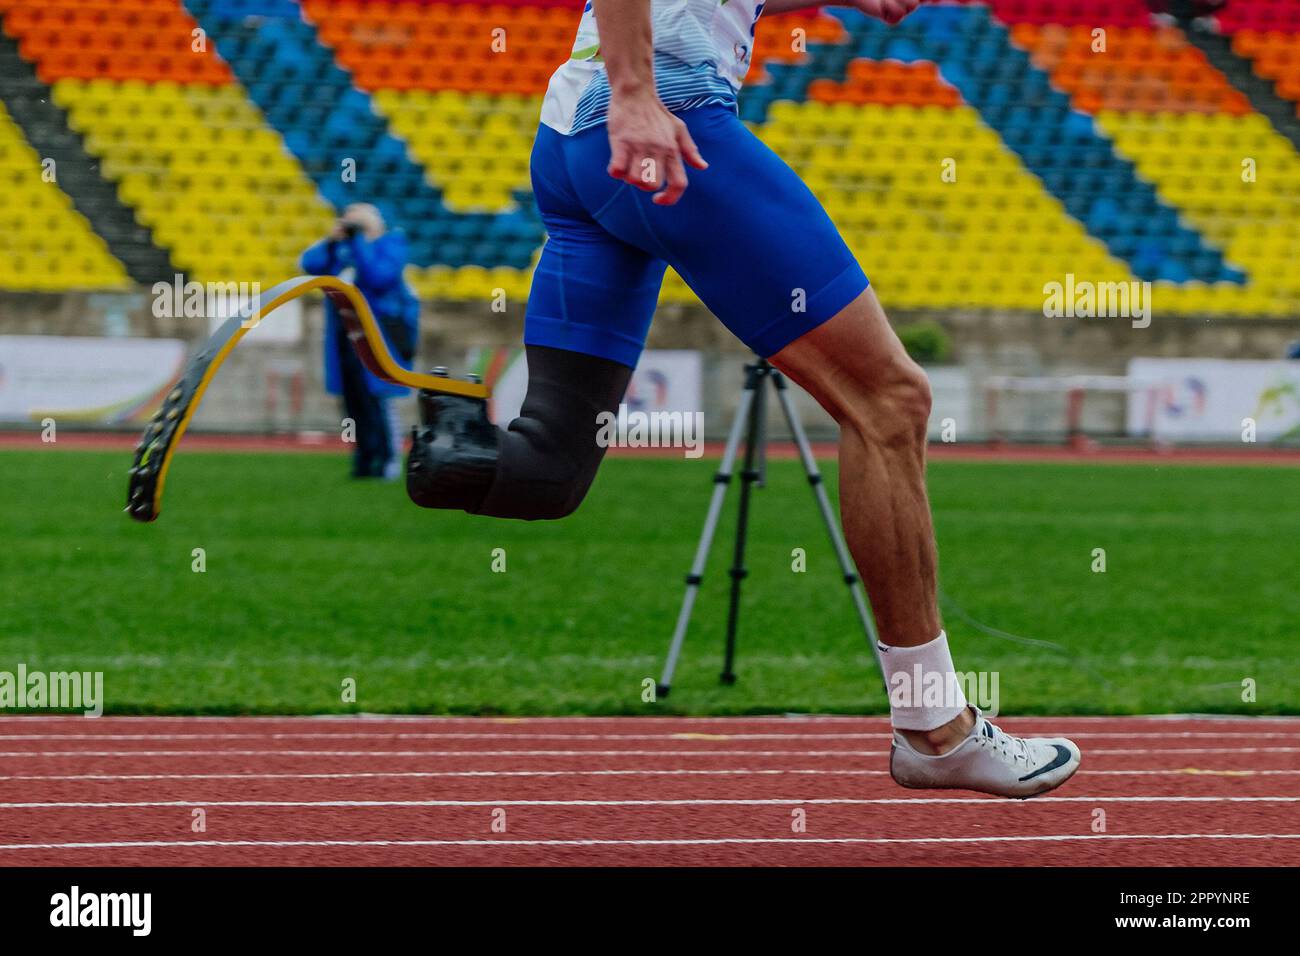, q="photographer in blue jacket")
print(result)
[301,203,420,479]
